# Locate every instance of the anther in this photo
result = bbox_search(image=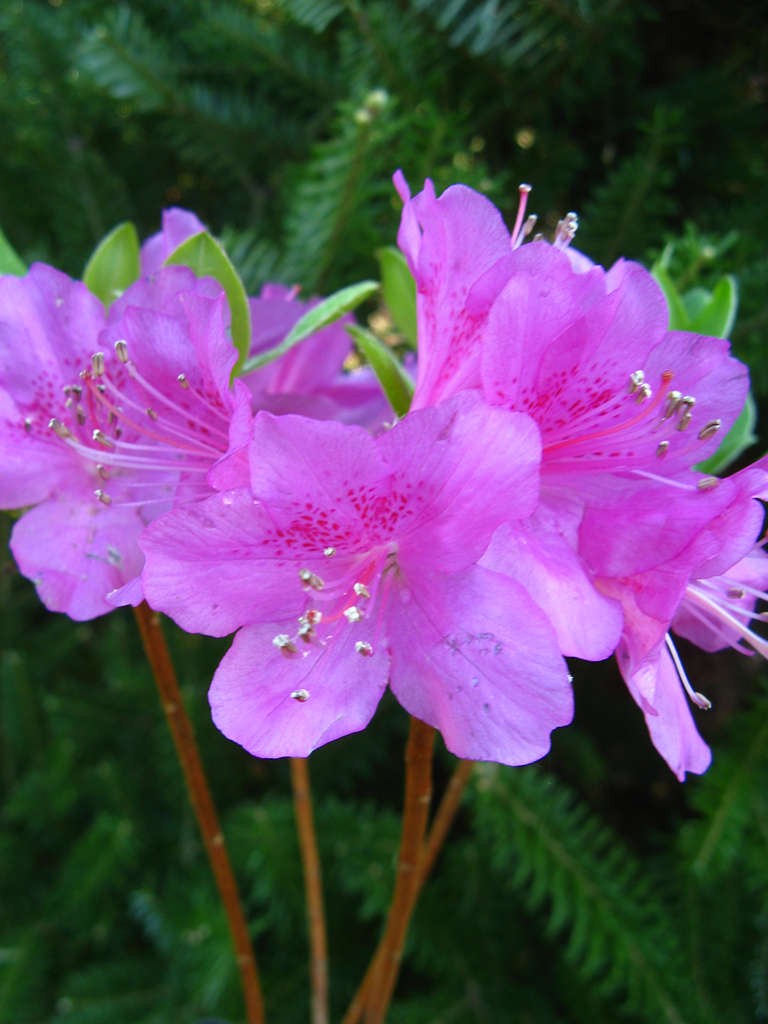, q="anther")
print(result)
[299,568,325,591]
[697,476,719,491]
[297,618,315,642]
[94,489,112,505]
[114,340,129,363]
[635,382,652,403]
[656,440,669,458]
[355,641,374,657]
[49,418,72,440]
[272,634,298,655]
[177,373,189,389]
[344,606,363,623]
[628,370,645,394]
[662,390,683,420]
[727,587,746,599]
[146,408,158,421]
[91,352,105,376]
[290,689,310,702]
[698,419,721,441]
[23,417,32,433]
[92,429,115,448]
[353,582,371,599]
[323,546,336,557]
